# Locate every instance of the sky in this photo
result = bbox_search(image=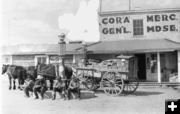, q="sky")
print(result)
[1,0,180,46]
